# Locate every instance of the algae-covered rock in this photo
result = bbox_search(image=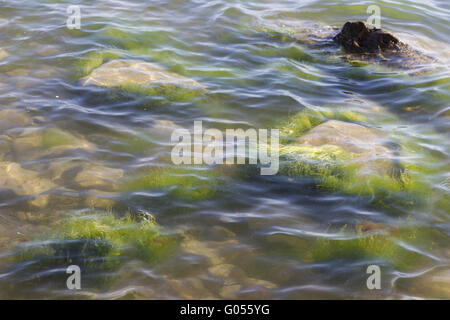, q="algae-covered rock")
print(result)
[279,108,366,142]
[280,117,394,178]
[278,113,427,208]
[81,59,206,100]
[297,120,393,175]
[311,225,443,272]
[120,166,221,201]
[73,50,122,78]
[17,211,176,273]
[0,162,56,208]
